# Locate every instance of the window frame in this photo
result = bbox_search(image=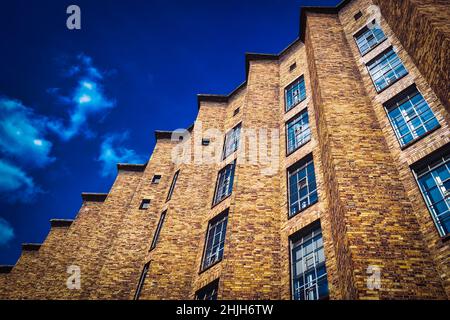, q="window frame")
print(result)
[366,46,408,93]
[149,210,167,251]
[285,75,307,112]
[353,20,387,56]
[412,149,450,238]
[200,211,229,272]
[286,154,318,218]
[166,170,180,202]
[222,123,242,160]
[134,262,150,300]
[383,85,440,149]
[195,279,219,300]
[289,221,329,300]
[285,108,311,156]
[139,199,151,210]
[151,174,162,184]
[212,160,236,207]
